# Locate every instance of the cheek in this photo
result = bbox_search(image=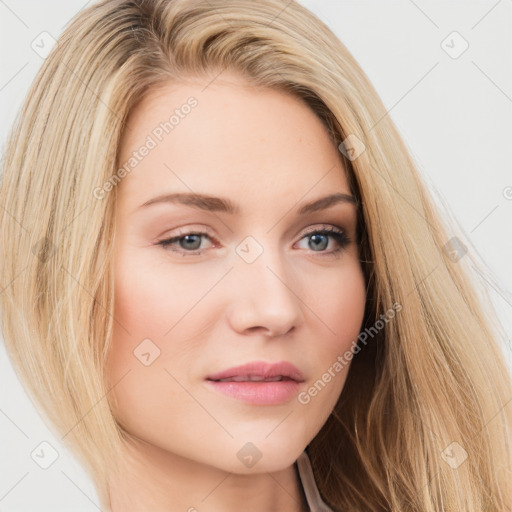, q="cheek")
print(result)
[111,247,215,345]
[313,260,367,353]
[300,261,366,406]
[106,248,223,415]
[106,255,185,414]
